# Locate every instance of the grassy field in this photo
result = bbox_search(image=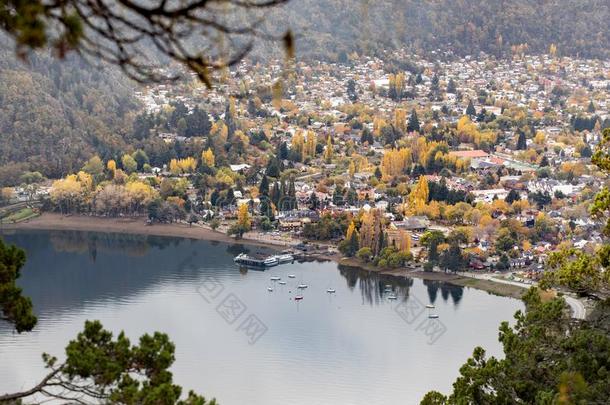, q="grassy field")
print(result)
[1,207,39,224]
